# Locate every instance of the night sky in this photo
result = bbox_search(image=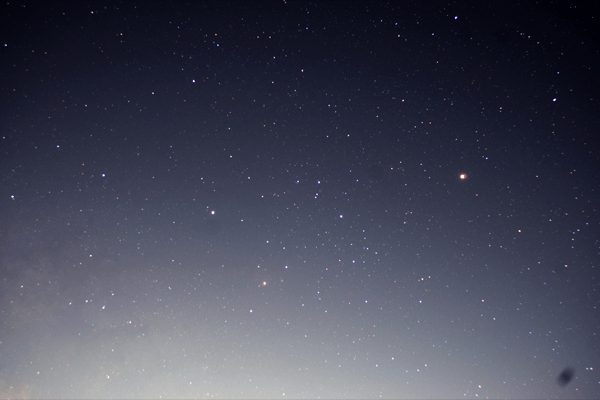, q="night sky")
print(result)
[1,1,599,398]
